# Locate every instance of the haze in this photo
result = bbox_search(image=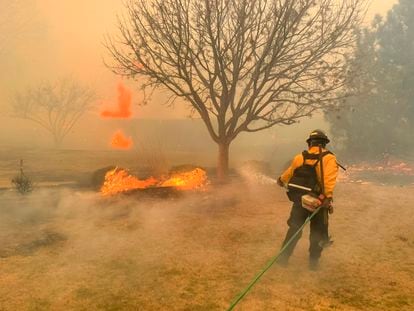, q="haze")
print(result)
[0,0,399,152]
[1,2,413,310]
